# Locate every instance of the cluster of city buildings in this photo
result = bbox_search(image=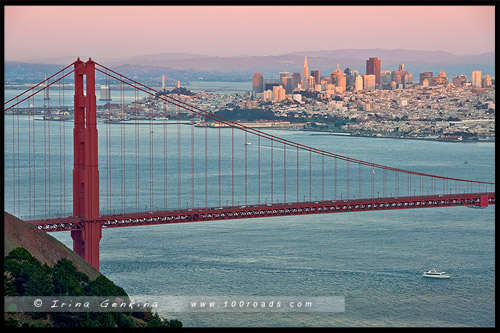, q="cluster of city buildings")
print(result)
[252,56,494,102]
[91,55,494,141]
